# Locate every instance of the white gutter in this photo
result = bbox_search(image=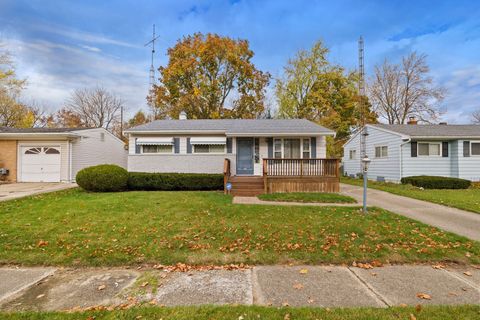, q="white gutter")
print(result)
[399,138,411,180]
[0,133,80,139]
